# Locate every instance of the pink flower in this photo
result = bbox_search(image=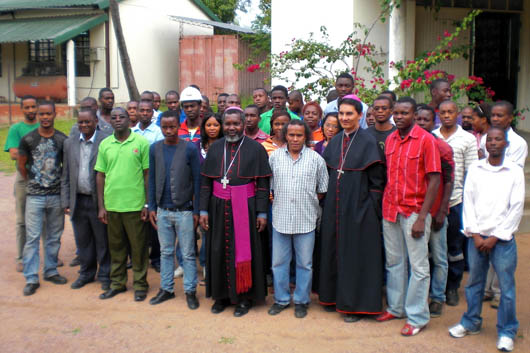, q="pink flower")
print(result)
[444,30,451,37]
[246,64,260,73]
[447,74,455,81]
